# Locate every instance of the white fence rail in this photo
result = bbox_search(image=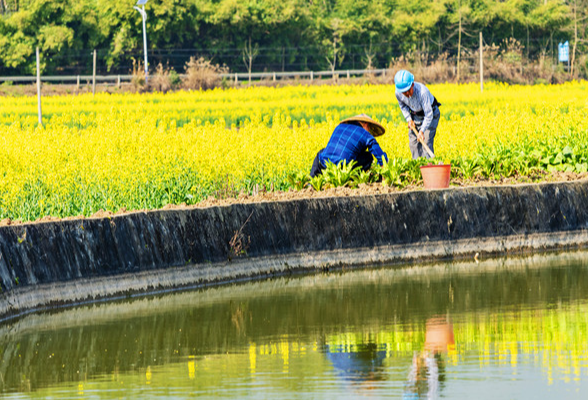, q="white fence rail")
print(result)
[0,68,389,85]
